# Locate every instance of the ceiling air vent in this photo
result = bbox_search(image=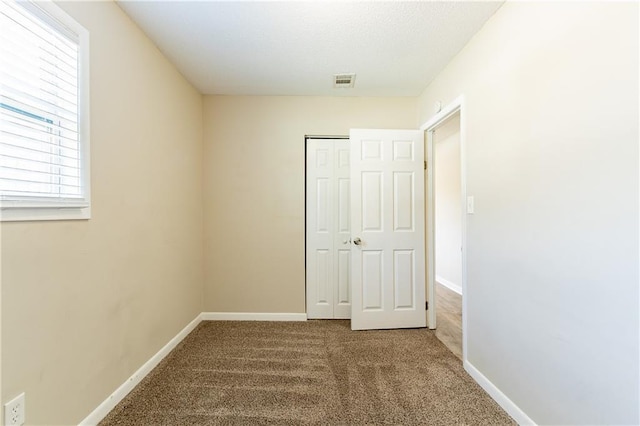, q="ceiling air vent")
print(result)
[333,73,356,88]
